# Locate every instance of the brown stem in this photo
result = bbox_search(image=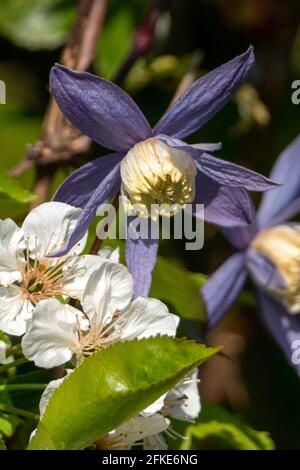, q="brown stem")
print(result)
[10,0,108,195]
